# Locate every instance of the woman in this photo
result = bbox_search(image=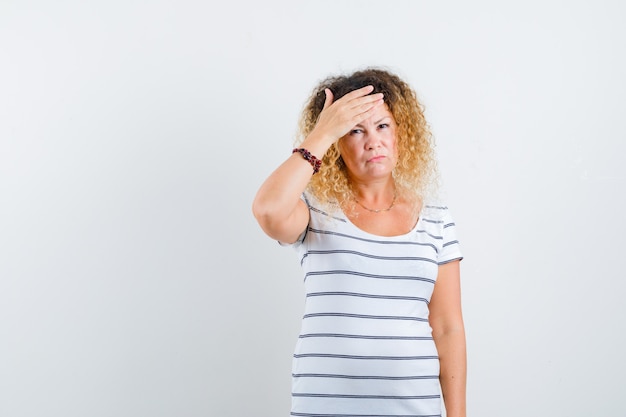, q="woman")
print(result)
[253,68,466,417]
